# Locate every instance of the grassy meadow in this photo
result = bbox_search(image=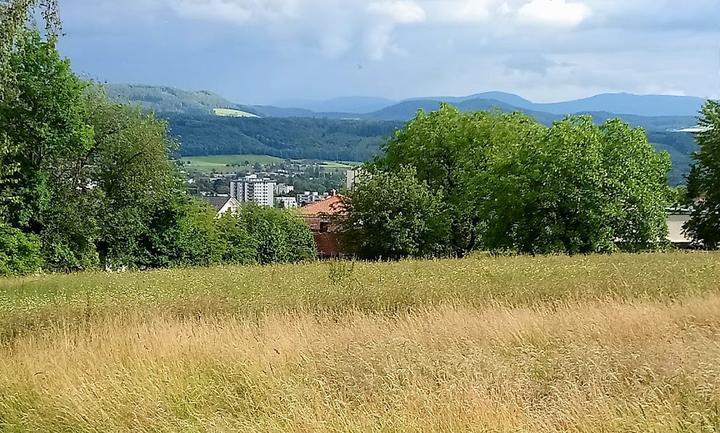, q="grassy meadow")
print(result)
[1,252,720,432]
[181,154,356,175]
[181,155,285,174]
